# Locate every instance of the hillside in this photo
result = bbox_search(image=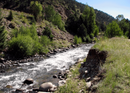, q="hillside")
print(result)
[0,0,115,24]
[0,0,115,59]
